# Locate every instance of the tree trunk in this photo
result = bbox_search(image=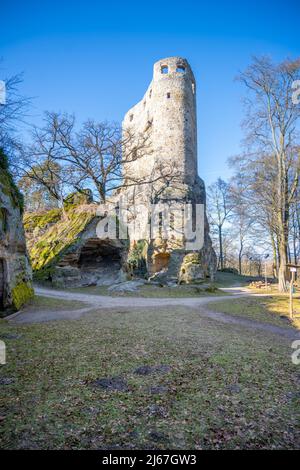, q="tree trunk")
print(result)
[278,238,288,292]
[218,225,224,270]
[238,242,243,275]
[270,232,278,279]
[293,234,297,265]
[257,261,262,277]
[288,244,291,264]
[292,210,298,264]
[277,161,289,293]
